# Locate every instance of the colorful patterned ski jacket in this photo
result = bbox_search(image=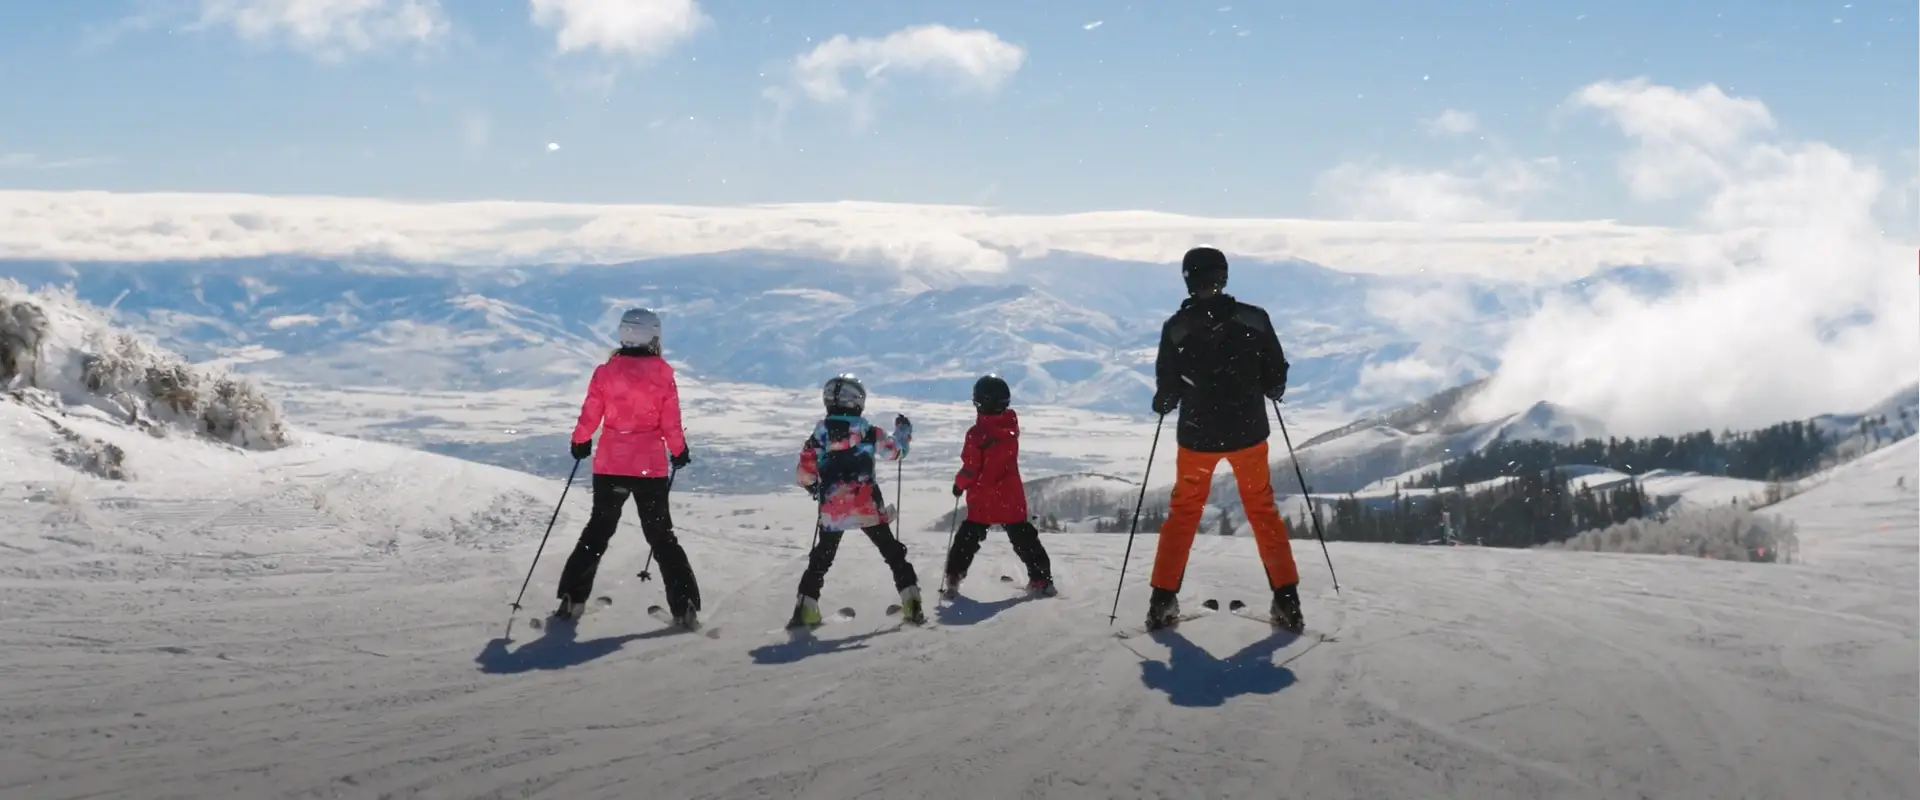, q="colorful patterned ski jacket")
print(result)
[954,409,1030,525]
[570,352,686,478]
[796,414,912,531]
